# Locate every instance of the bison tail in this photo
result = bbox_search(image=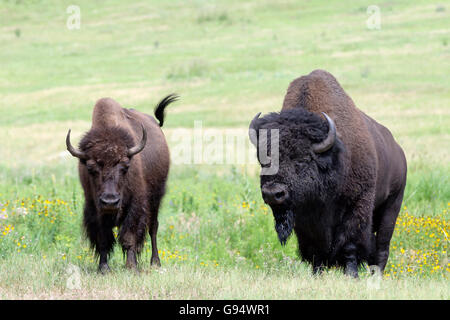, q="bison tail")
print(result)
[154,93,179,127]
